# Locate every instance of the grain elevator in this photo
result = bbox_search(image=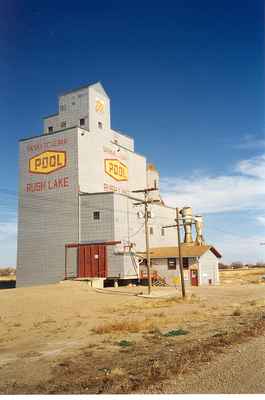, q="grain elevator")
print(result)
[17,82,221,287]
